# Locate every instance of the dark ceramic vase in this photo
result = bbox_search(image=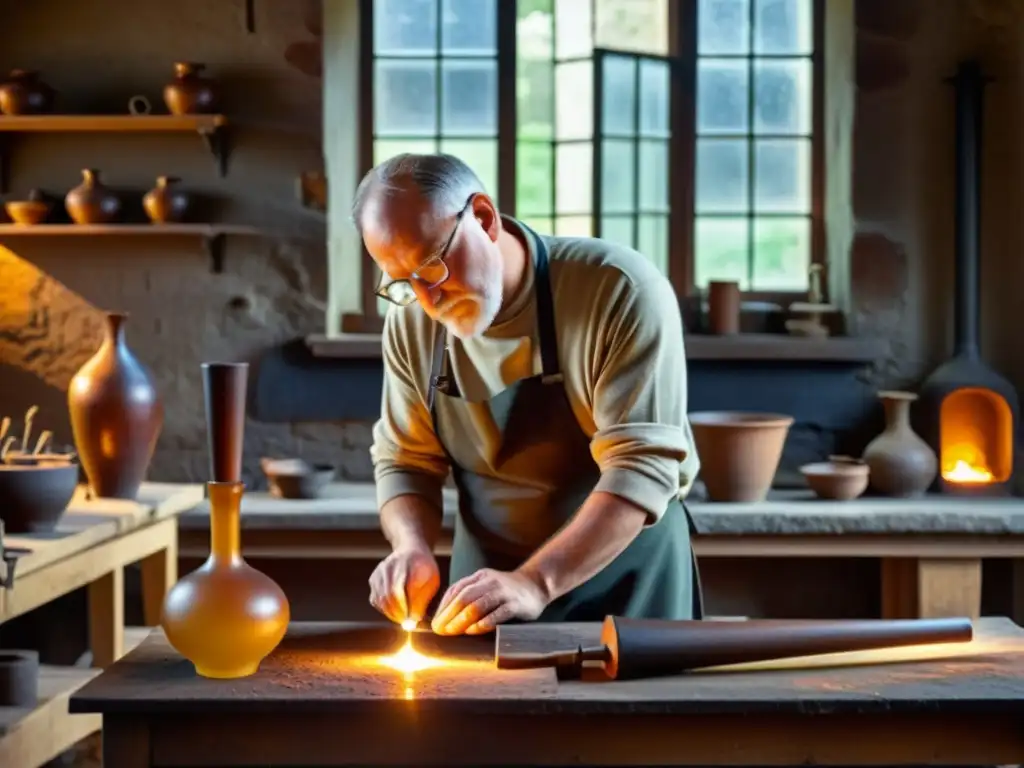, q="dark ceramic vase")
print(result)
[65,169,121,225]
[68,312,164,500]
[163,62,220,115]
[0,70,55,115]
[143,176,190,223]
